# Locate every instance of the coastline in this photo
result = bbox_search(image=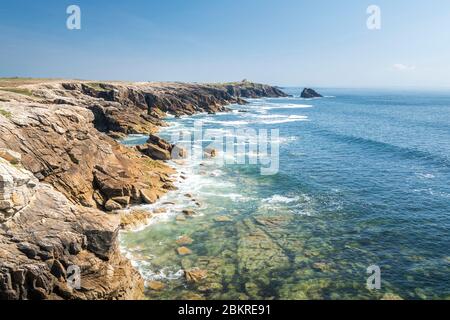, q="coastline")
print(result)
[0,79,286,300]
